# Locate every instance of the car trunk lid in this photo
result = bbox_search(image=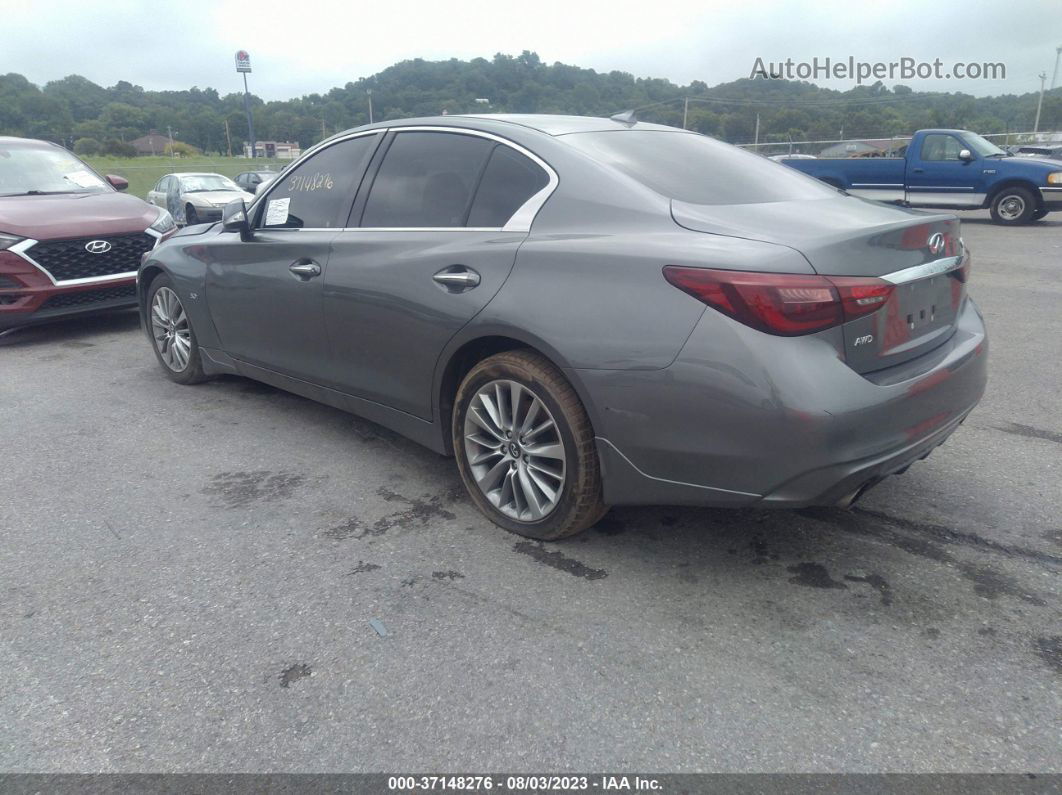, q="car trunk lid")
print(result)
[672,196,967,373]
